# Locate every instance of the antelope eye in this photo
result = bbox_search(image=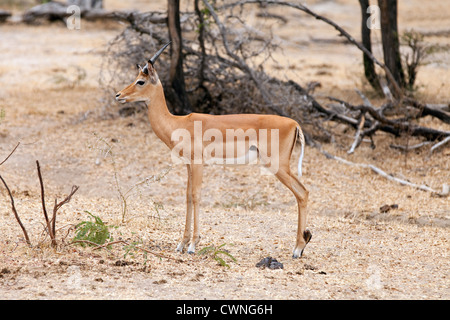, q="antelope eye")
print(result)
[136,80,145,86]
